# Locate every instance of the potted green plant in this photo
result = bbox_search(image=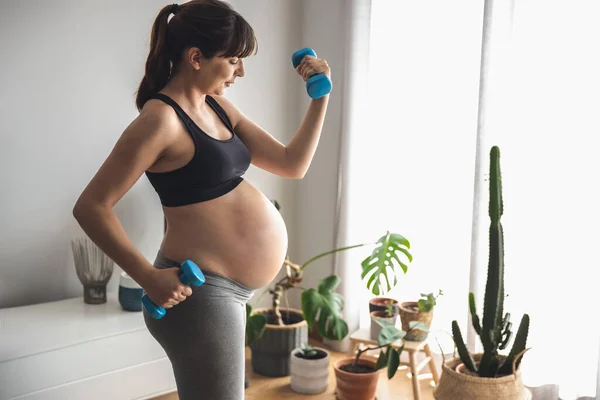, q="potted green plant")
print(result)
[363,233,412,317]
[399,289,443,341]
[434,146,531,400]
[369,304,398,340]
[333,321,428,400]
[289,342,331,394]
[246,225,412,377]
[368,296,400,314]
